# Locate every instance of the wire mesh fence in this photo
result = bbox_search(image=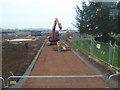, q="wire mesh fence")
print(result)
[74,36,120,70]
